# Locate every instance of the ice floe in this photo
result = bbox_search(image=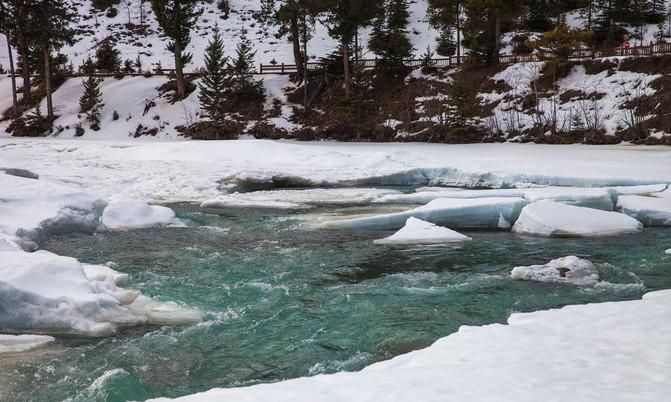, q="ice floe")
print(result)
[0,334,55,354]
[145,289,671,402]
[373,217,471,245]
[617,195,671,226]
[101,200,180,230]
[0,251,200,337]
[326,197,528,230]
[0,173,106,241]
[512,201,643,237]
[511,256,599,285]
[201,188,402,210]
